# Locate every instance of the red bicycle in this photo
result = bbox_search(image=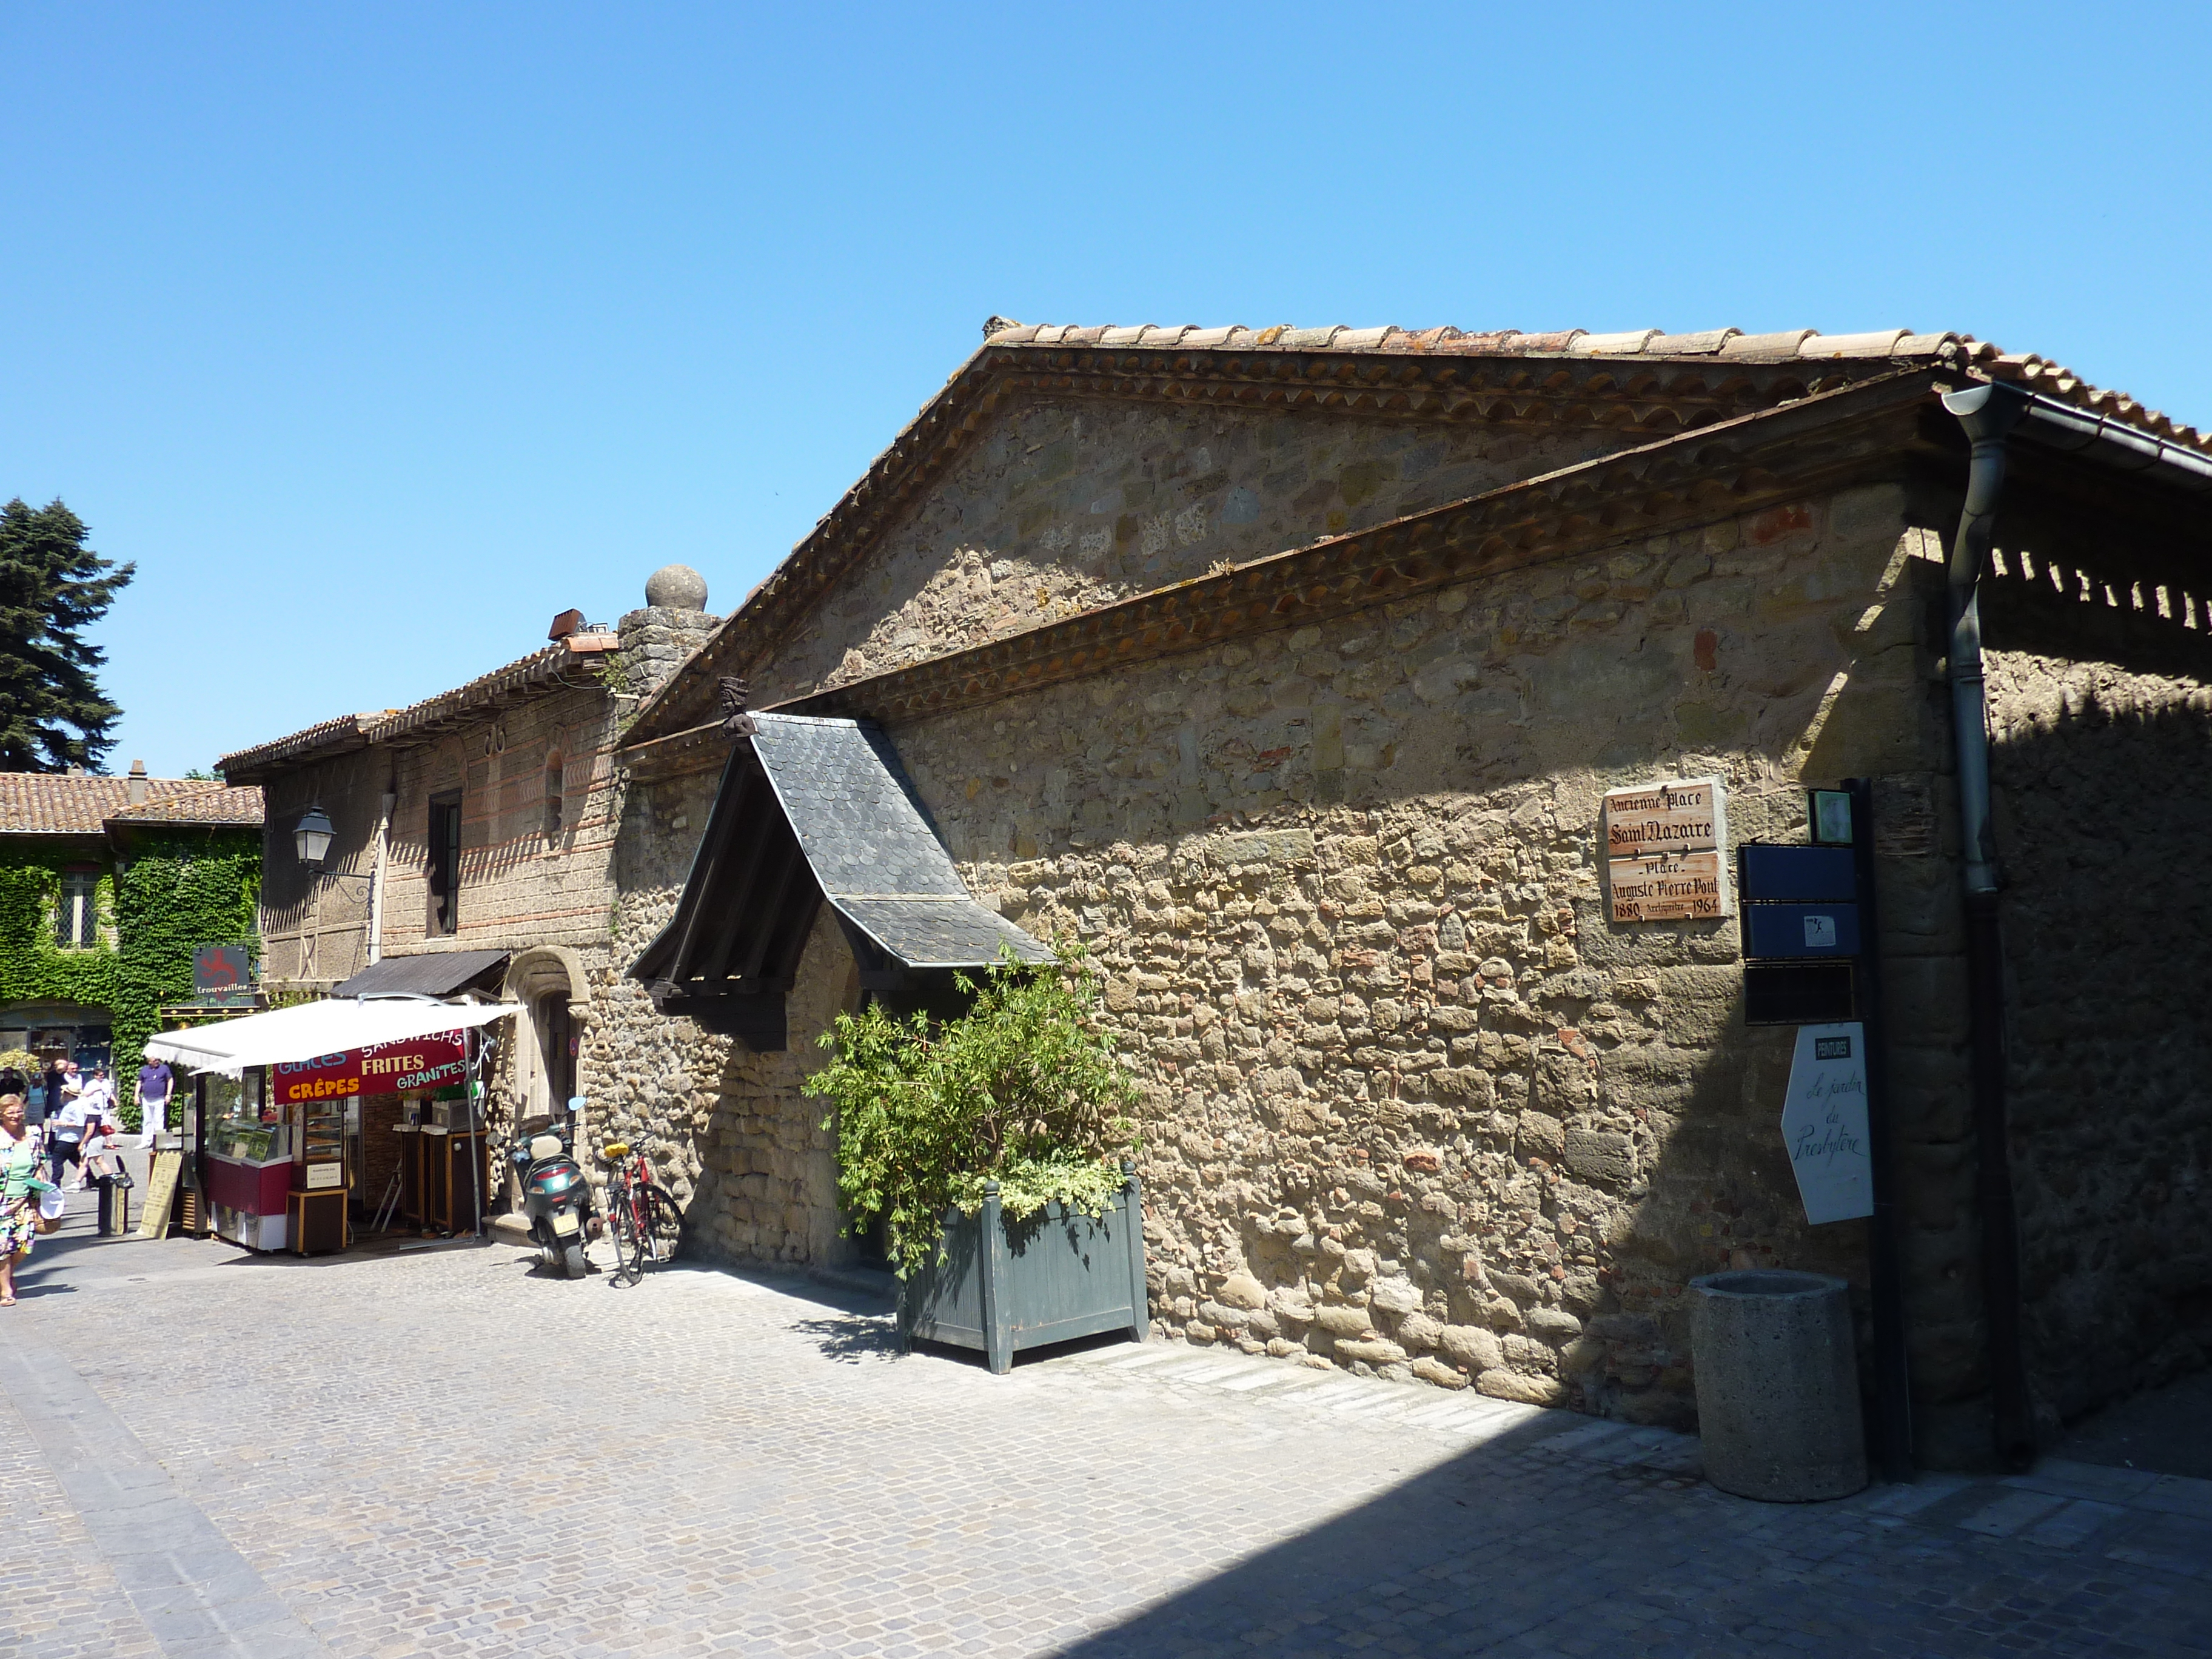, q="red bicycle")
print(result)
[599,1141,682,1285]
